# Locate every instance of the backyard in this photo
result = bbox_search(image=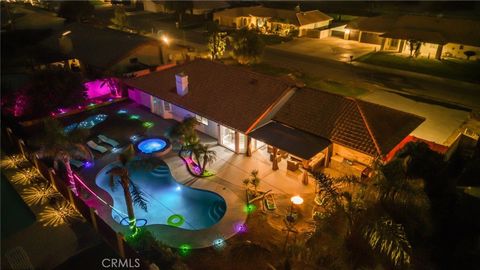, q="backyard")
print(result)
[356,52,480,83]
